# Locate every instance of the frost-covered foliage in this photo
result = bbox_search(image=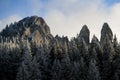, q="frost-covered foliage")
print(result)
[0,16,119,80]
